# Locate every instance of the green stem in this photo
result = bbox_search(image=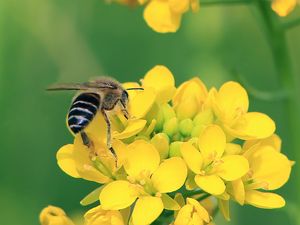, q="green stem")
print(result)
[255,0,300,202]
